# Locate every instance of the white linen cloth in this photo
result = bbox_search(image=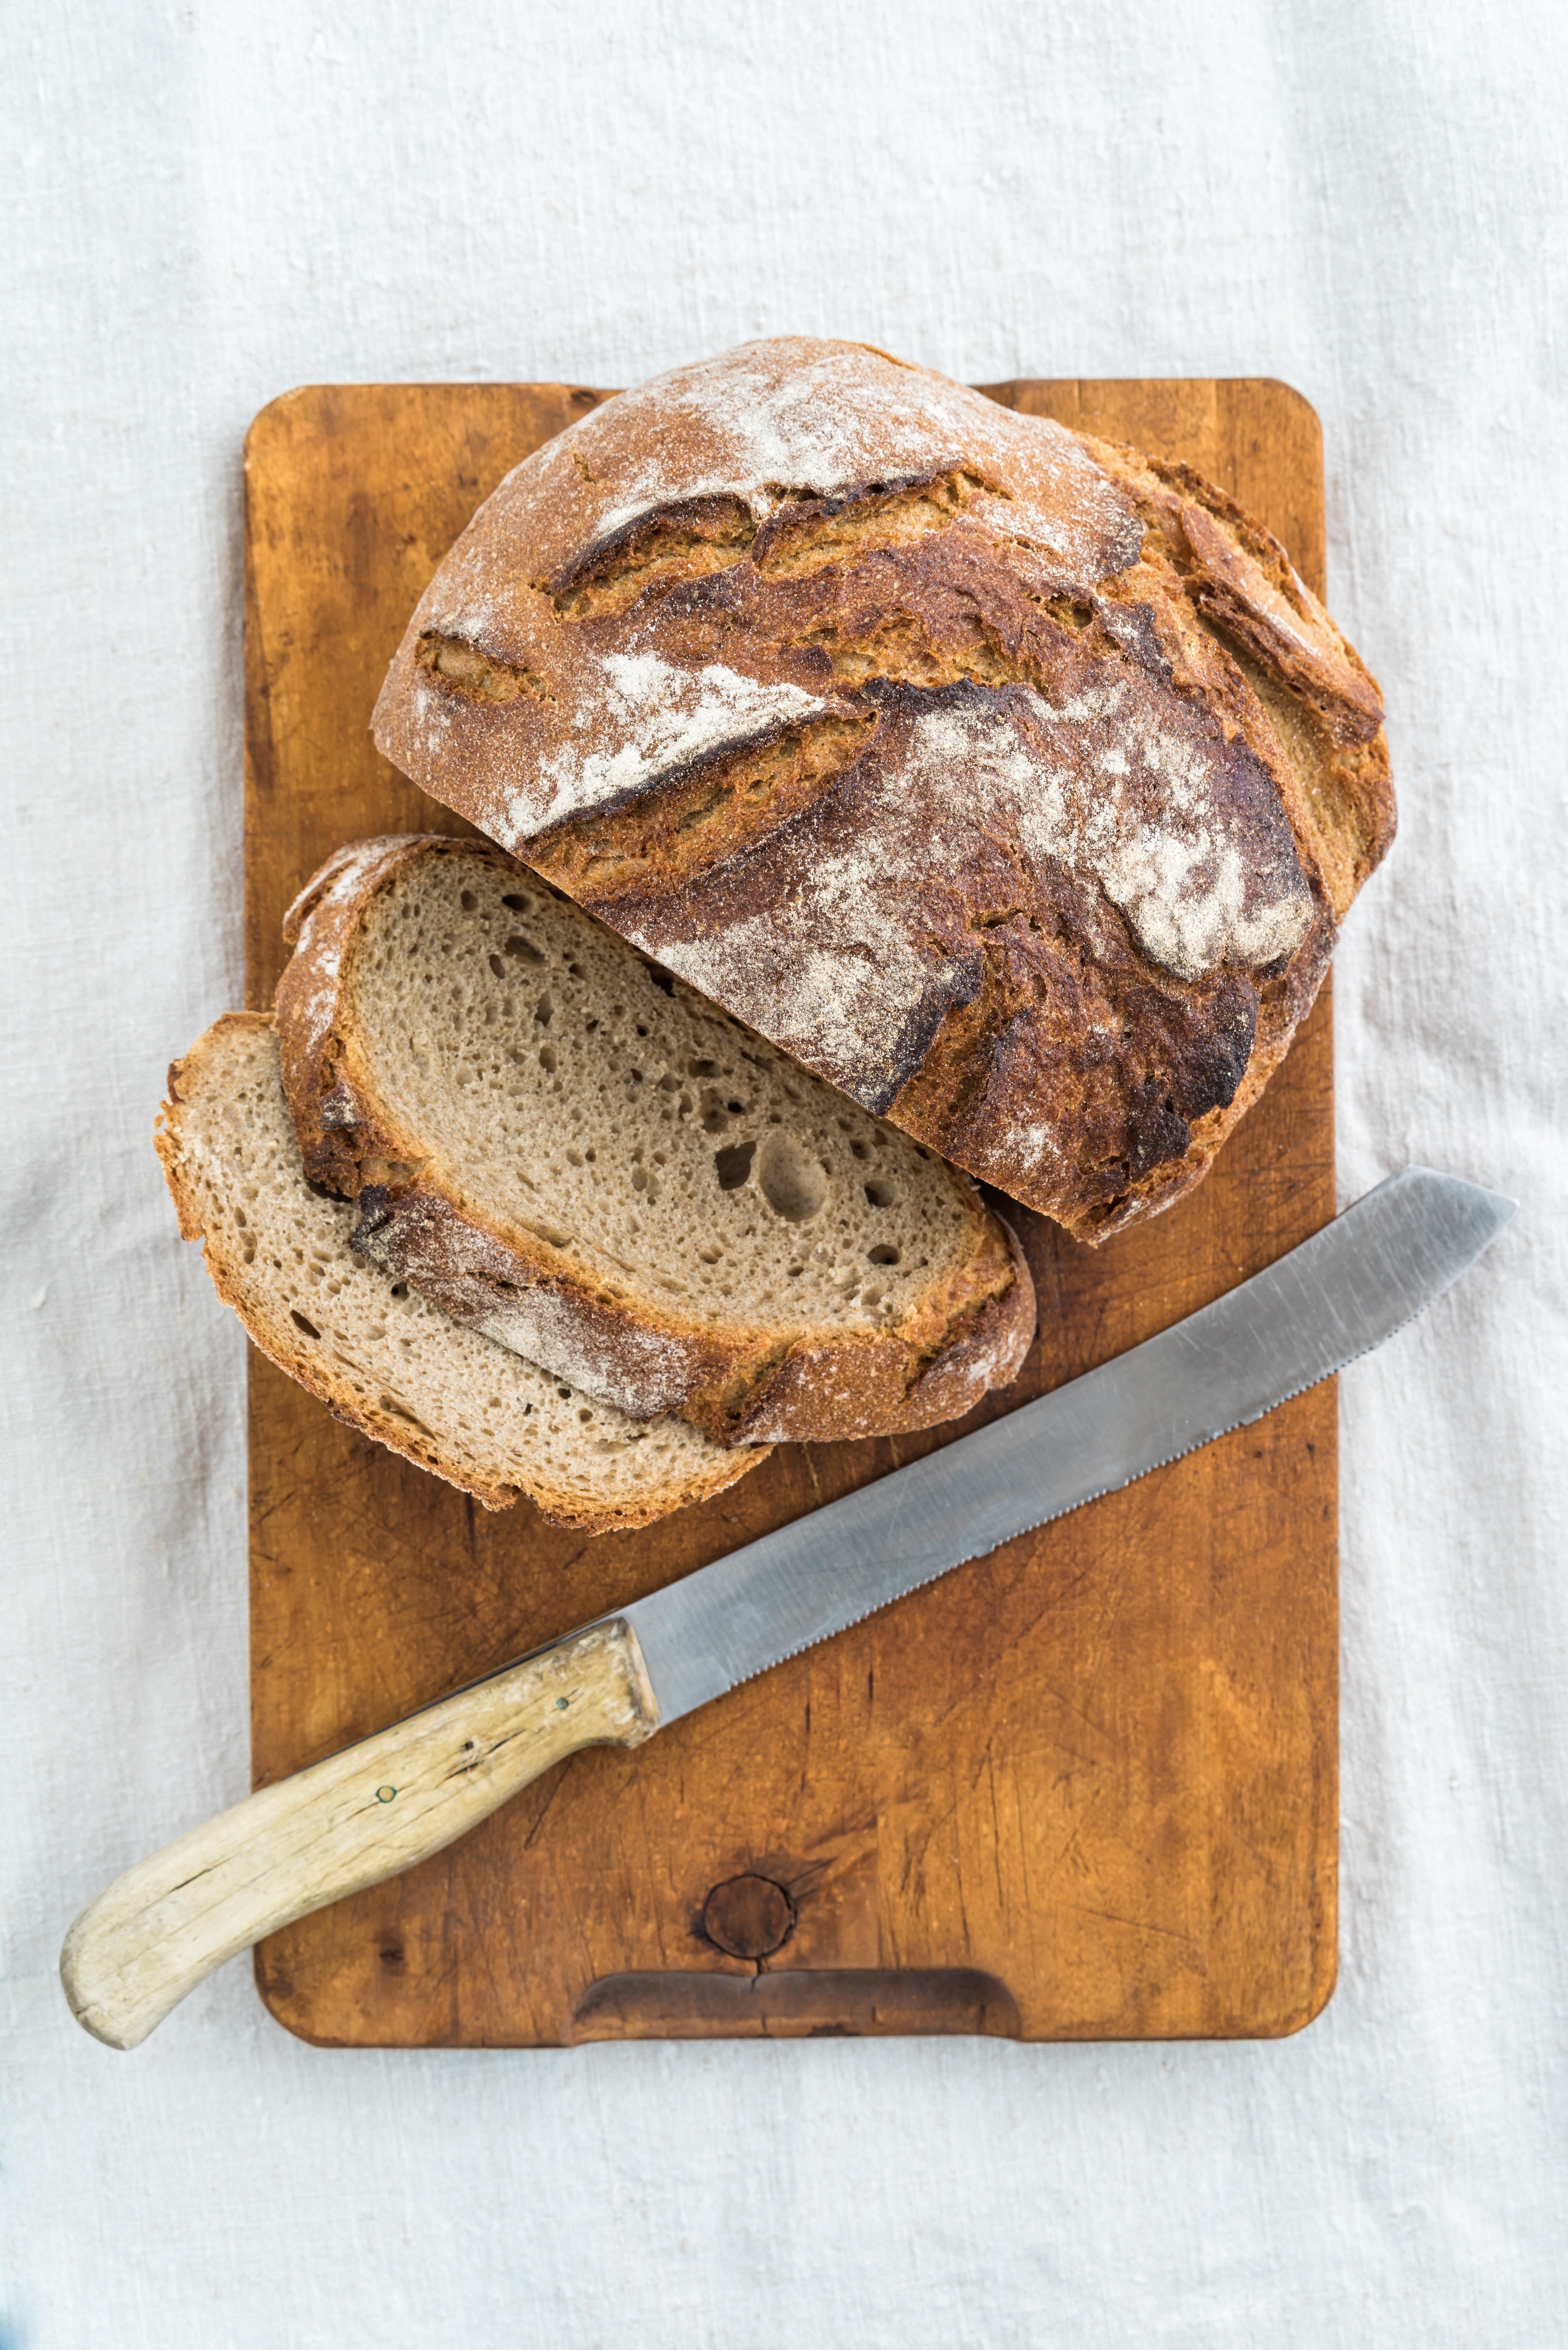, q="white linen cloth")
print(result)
[4,3,1564,2342]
